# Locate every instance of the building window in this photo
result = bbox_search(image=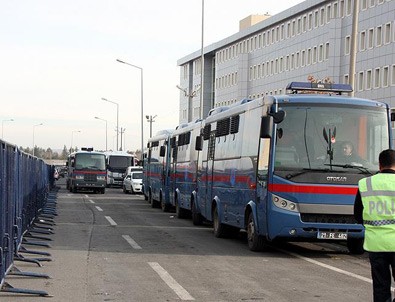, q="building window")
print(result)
[360,31,366,51]
[376,26,382,46]
[384,23,391,44]
[308,13,313,30]
[383,66,389,87]
[286,56,290,71]
[318,45,323,61]
[374,68,380,88]
[358,72,364,91]
[346,0,352,15]
[392,65,395,86]
[292,20,296,36]
[320,8,325,26]
[307,48,312,65]
[296,53,300,68]
[339,0,345,18]
[366,69,372,89]
[279,57,284,72]
[291,54,295,70]
[302,16,307,32]
[314,10,319,28]
[326,4,331,22]
[301,50,306,66]
[313,46,317,64]
[344,74,349,84]
[368,28,374,49]
[369,0,375,7]
[361,0,368,10]
[333,2,338,18]
[325,42,330,60]
[345,36,351,55]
